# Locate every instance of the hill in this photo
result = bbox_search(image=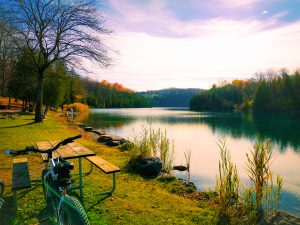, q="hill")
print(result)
[140,88,202,107]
